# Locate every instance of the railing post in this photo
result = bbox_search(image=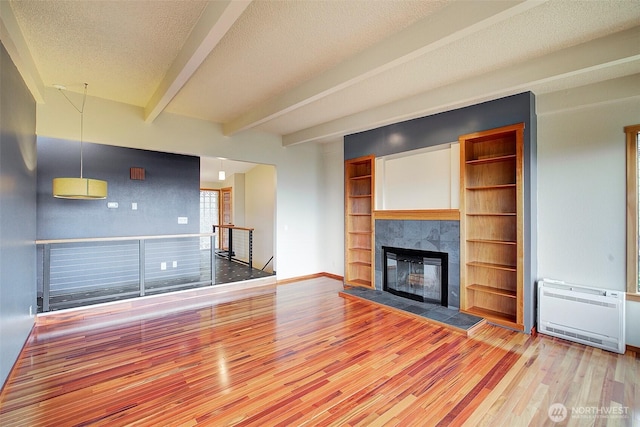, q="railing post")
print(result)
[228,228,233,261]
[248,230,253,269]
[210,234,216,285]
[139,239,146,296]
[43,244,51,312]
